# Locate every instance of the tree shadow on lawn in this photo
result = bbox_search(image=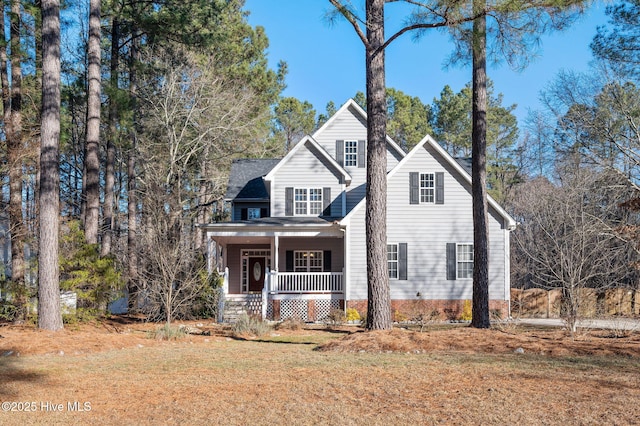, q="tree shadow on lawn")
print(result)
[229,336,319,345]
[229,326,359,345]
[0,350,48,398]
